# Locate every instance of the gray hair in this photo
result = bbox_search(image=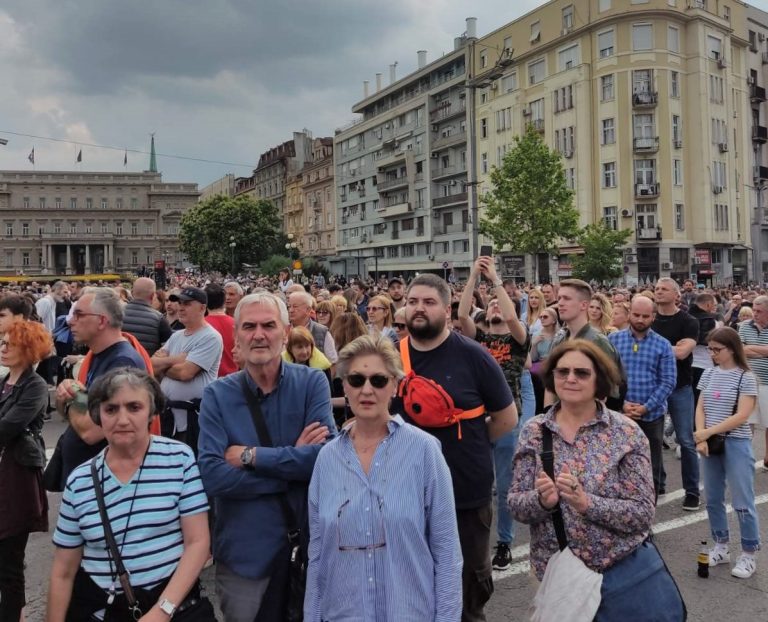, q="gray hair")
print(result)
[406,273,451,306]
[82,286,123,328]
[235,292,289,326]
[655,277,680,294]
[753,295,768,308]
[289,290,315,309]
[52,280,68,294]
[336,334,404,381]
[87,367,165,426]
[224,281,244,296]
